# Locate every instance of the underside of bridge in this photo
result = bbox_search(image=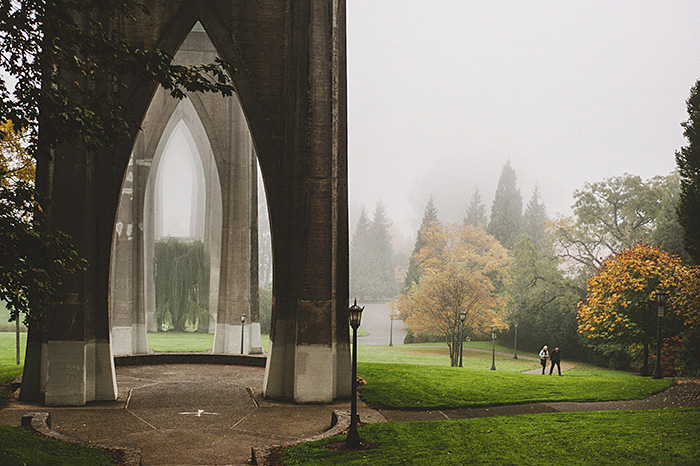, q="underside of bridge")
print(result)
[21,0,350,406]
